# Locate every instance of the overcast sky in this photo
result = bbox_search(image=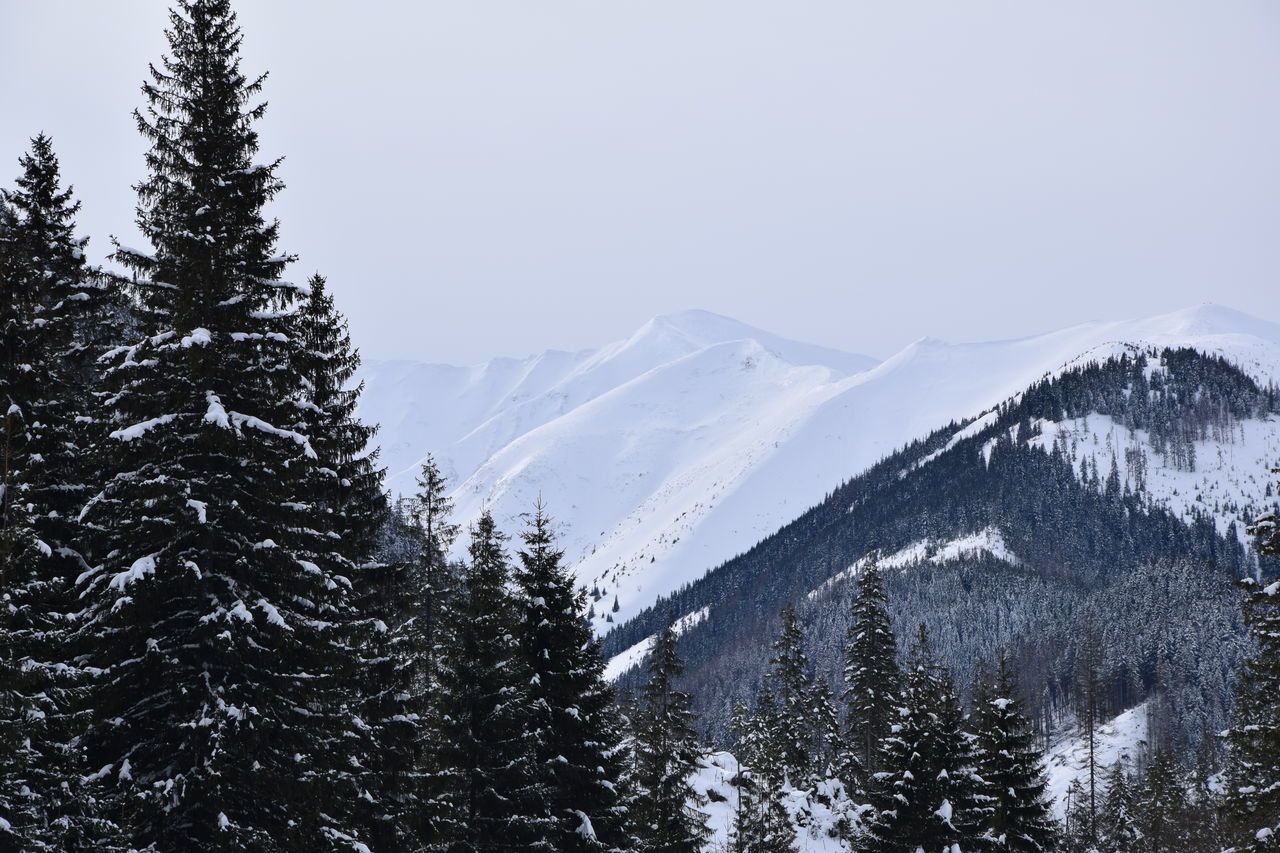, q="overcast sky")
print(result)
[3,1,1278,363]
